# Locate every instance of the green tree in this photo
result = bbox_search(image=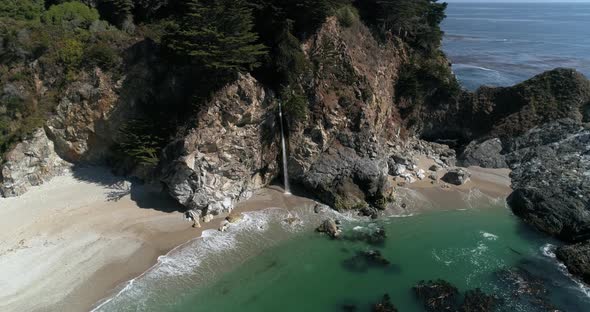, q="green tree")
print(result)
[274,20,307,85]
[42,1,100,29]
[97,0,134,28]
[165,0,266,73]
[0,0,45,21]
